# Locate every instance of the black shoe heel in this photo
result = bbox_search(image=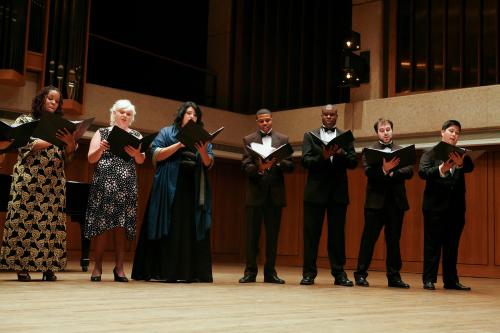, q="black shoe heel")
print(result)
[42,271,57,281]
[17,271,31,282]
[113,268,129,282]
